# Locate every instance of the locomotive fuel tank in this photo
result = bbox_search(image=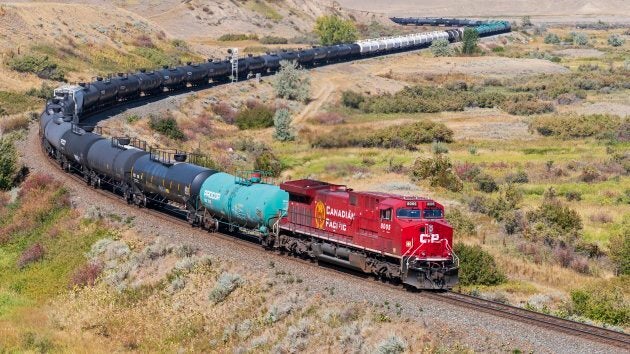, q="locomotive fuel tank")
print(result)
[199,172,288,233]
